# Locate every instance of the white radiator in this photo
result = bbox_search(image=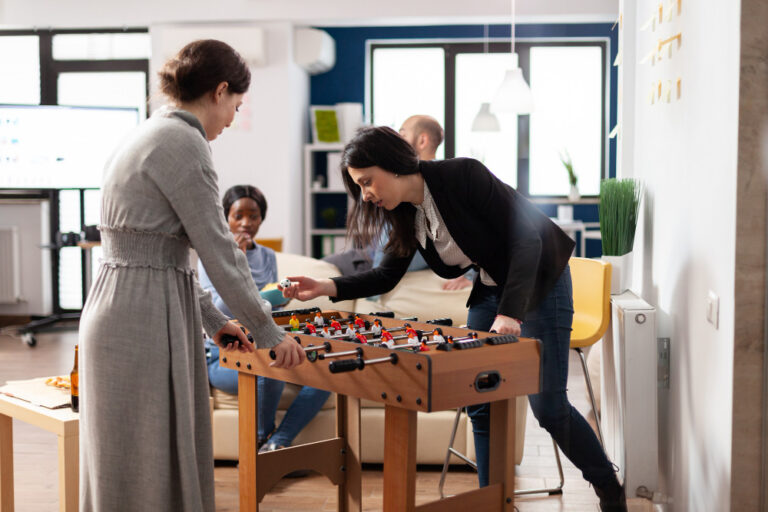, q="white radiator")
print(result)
[0,226,22,304]
[601,291,658,498]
